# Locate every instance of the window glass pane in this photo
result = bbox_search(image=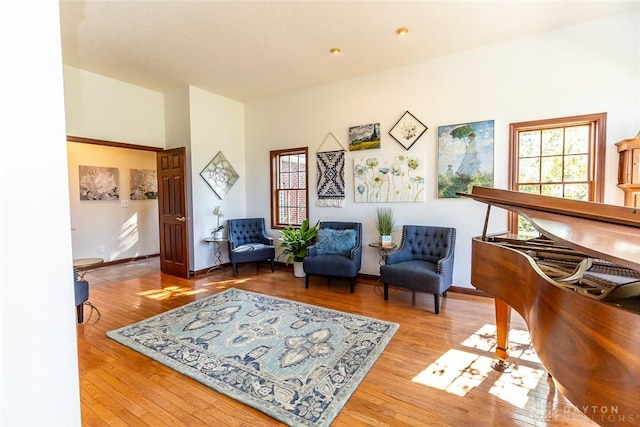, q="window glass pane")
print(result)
[518,184,540,194]
[541,156,563,182]
[541,129,563,155]
[518,158,540,183]
[280,157,290,172]
[565,126,589,154]
[519,131,540,157]
[563,154,588,182]
[518,216,538,237]
[564,183,588,200]
[279,172,290,189]
[541,184,563,198]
